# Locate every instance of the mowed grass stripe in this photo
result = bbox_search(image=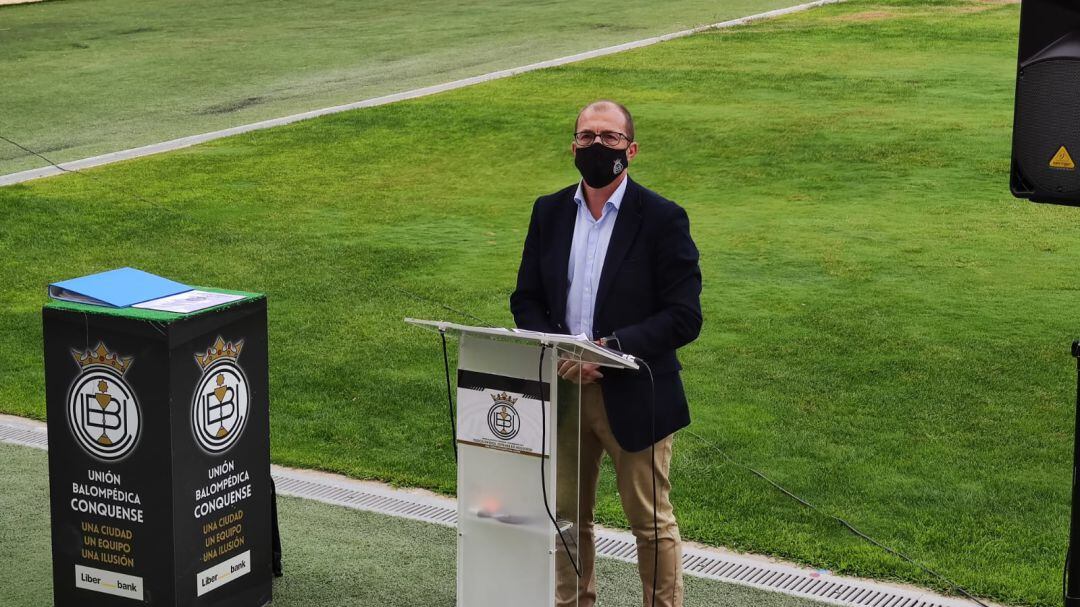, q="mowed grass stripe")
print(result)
[0,0,1058,604]
[0,0,844,186]
[0,0,801,175]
